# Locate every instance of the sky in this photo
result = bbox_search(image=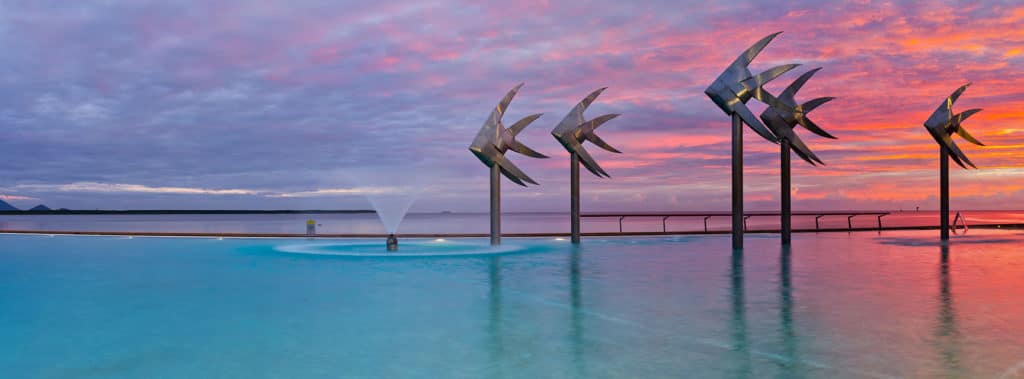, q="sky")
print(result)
[0,0,1022,212]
